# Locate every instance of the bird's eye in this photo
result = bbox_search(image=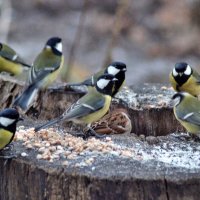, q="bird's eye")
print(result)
[172,68,178,77]
[184,65,192,75]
